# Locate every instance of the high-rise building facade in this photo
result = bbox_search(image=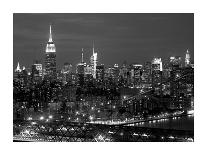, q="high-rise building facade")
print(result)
[151,58,163,95]
[96,64,104,82]
[45,25,56,81]
[130,63,143,86]
[185,49,191,67]
[77,49,86,86]
[170,56,182,70]
[90,43,97,79]
[31,60,42,82]
[62,63,73,74]
[14,62,23,82]
[142,61,151,84]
